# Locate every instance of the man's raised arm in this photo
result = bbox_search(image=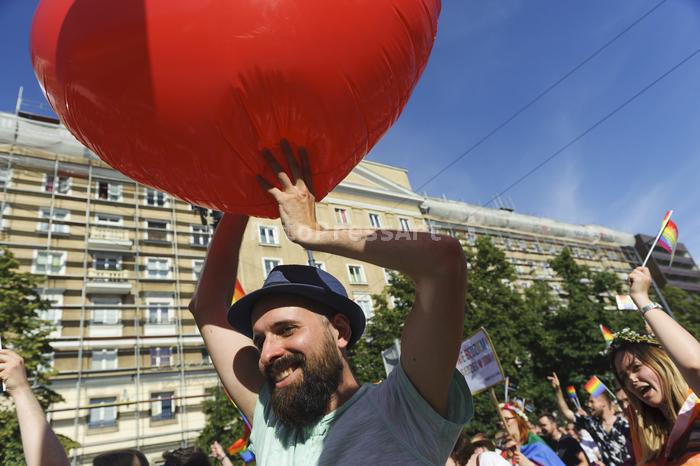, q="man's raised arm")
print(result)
[259,142,467,416]
[188,214,263,422]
